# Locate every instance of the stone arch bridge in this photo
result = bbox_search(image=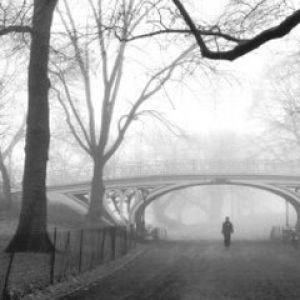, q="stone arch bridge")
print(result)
[43,160,300,231]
